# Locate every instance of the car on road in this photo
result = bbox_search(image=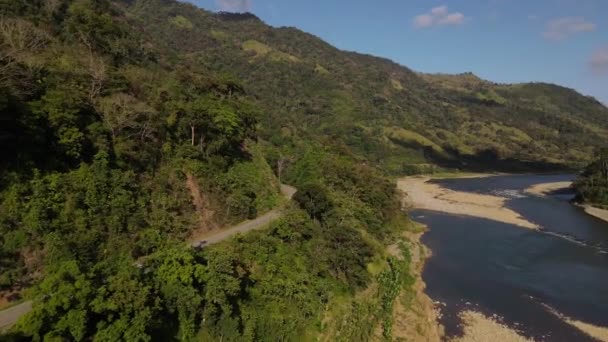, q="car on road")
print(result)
[192,240,208,250]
